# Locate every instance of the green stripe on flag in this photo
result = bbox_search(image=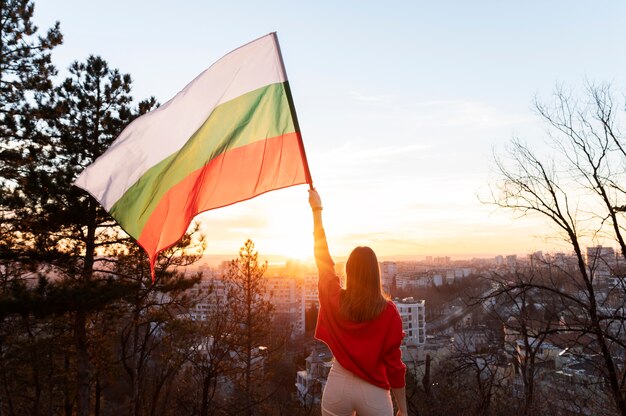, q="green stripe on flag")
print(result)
[110,82,296,239]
